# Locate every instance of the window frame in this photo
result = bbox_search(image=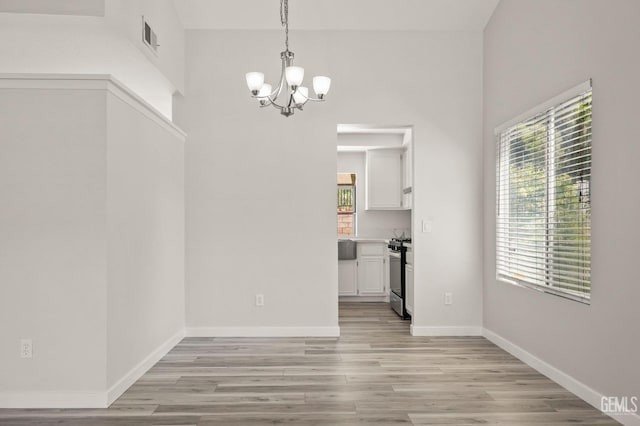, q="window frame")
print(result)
[495,80,592,304]
[337,174,357,237]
